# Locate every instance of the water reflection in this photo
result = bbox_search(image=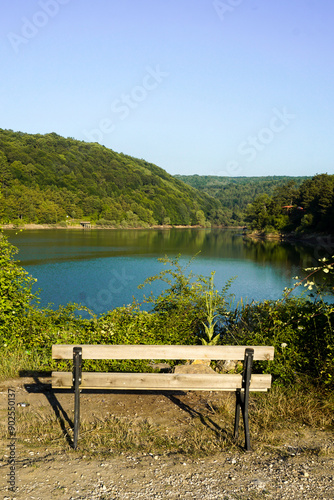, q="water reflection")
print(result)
[4,228,333,313]
[5,228,327,268]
